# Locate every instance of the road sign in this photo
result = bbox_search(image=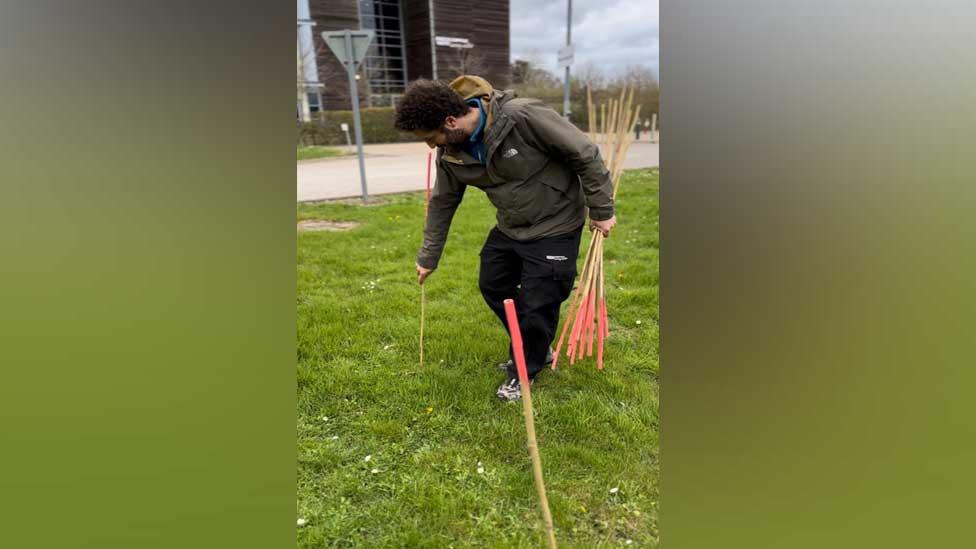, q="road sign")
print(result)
[558,45,574,68]
[321,29,374,203]
[321,30,374,66]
